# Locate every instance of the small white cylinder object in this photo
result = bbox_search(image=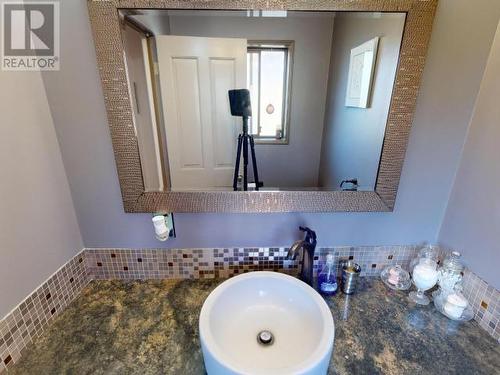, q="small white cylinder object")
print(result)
[444,293,468,319]
[152,215,169,240]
